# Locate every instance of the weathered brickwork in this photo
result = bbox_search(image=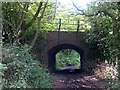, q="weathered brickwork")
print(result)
[39,31,91,73]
